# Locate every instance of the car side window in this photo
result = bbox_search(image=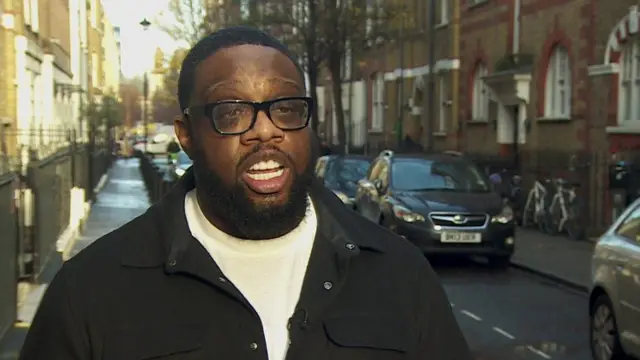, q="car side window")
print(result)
[615,205,640,243]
